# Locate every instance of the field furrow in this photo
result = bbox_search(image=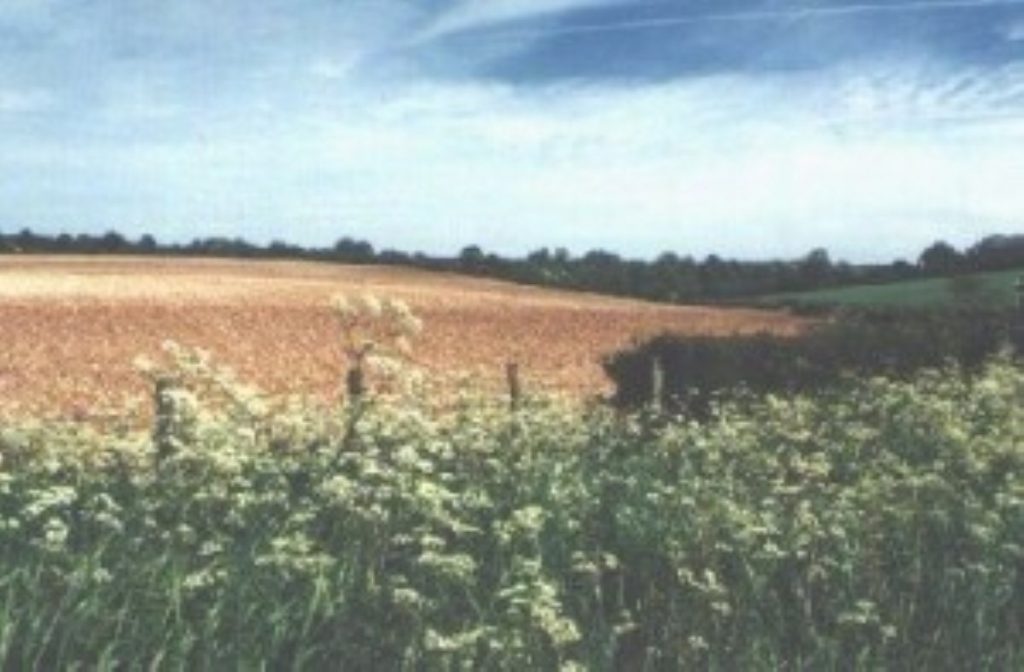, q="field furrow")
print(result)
[0,256,805,416]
